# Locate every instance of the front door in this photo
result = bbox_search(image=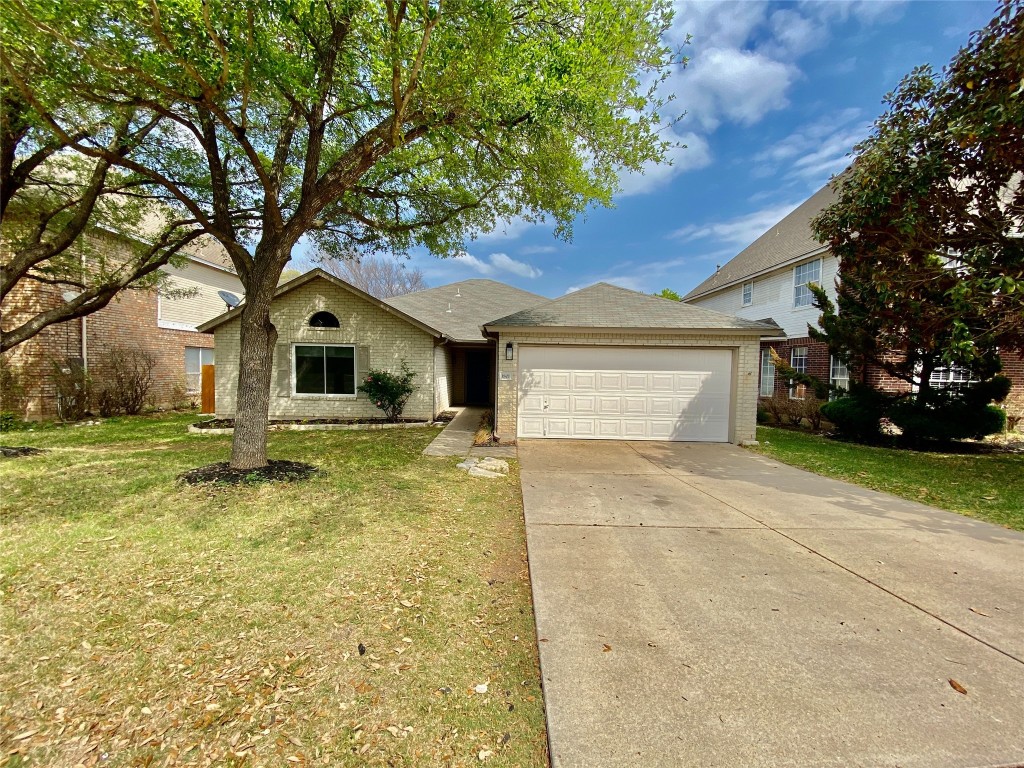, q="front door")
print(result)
[465,348,492,405]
